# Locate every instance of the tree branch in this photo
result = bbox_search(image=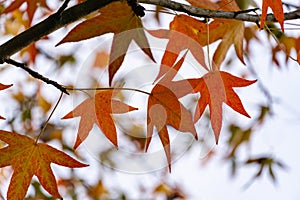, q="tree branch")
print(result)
[0,0,117,63]
[4,58,69,95]
[0,0,299,64]
[140,0,300,23]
